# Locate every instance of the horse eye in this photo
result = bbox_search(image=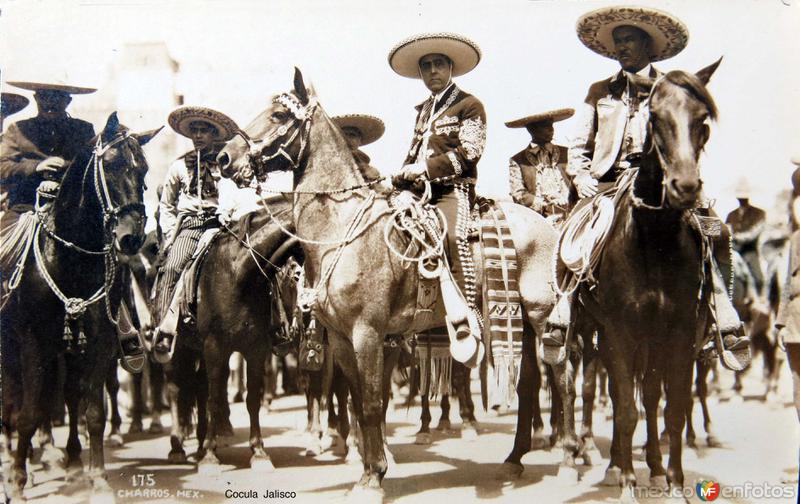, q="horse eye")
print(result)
[272,111,287,121]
